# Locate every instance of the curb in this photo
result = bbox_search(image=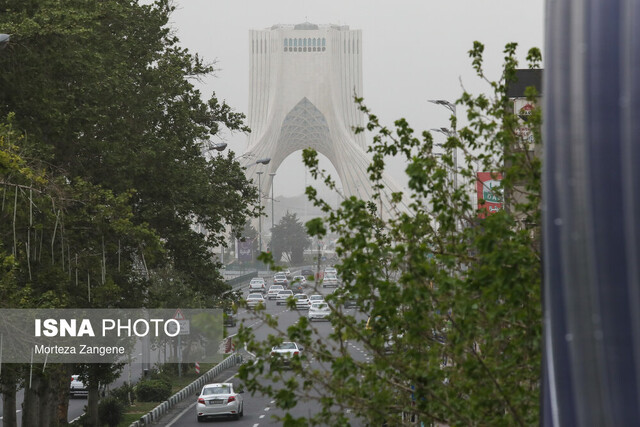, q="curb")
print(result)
[129,353,243,426]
